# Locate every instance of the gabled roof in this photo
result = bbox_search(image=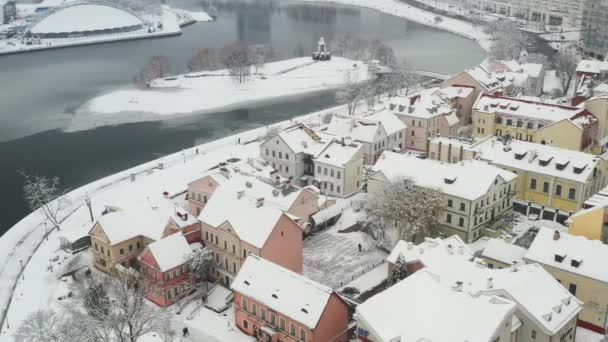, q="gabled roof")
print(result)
[473,137,602,183]
[525,227,608,283]
[363,110,407,136]
[465,66,504,91]
[389,88,457,121]
[231,255,336,329]
[197,186,288,249]
[267,123,329,156]
[385,236,582,336]
[370,151,516,201]
[474,93,594,127]
[325,115,383,143]
[90,199,196,245]
[146,233,194,272]
[481,238,527,266]
[356,269,516,342]
[314,140,362,168]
